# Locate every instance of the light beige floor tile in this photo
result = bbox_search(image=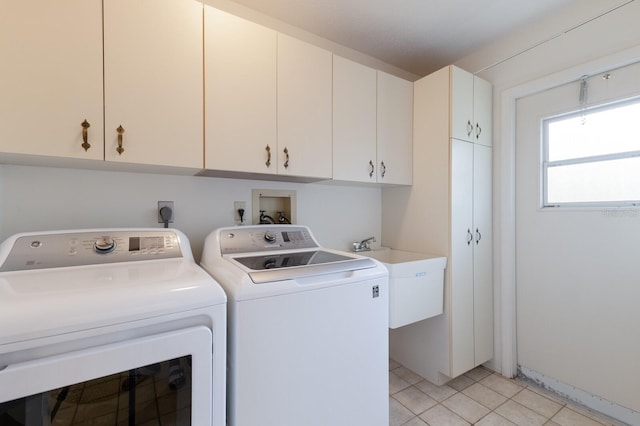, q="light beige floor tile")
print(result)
[525,384,568,406]
[442,392,491,424]
[476,412,518,426]
[480,374,525,398]
[390,396,416,426]
[394,366,424,385]
[393,386,438,415]
[419,404,471,426]
[495,400,548,426]
[402,417,429,426]
[462,382,508,410]
[513,388,564,418]
[414,380,458,402]
[544,421,562,426]
[390,358,401,371]
[464,366,494,382]
[551,407,605,426]
[390,371,412,395]
[448,374,476,391]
